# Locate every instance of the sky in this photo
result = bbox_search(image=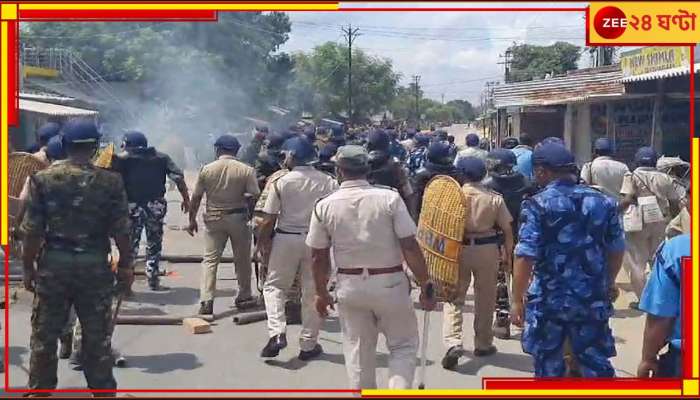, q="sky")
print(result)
[280,2,590,104]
